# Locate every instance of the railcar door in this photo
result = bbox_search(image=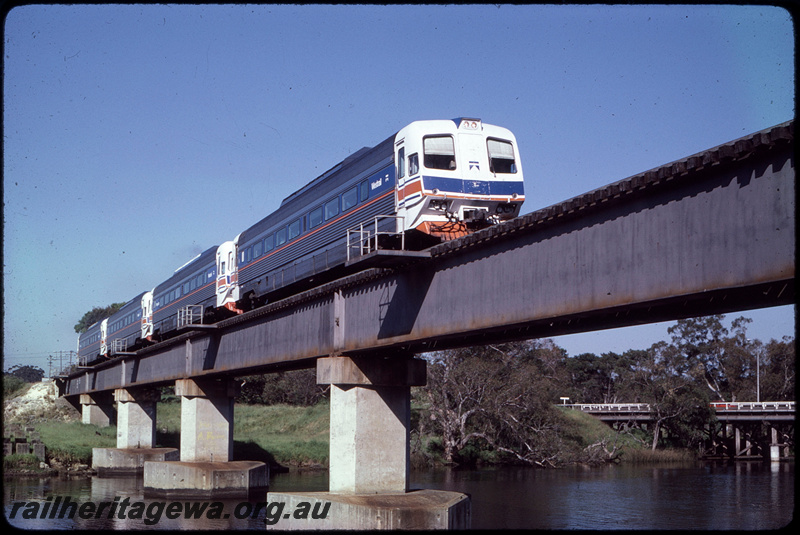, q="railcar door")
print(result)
[457,119,490,194]
[216,241,240,311]
[394,140,411,233]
